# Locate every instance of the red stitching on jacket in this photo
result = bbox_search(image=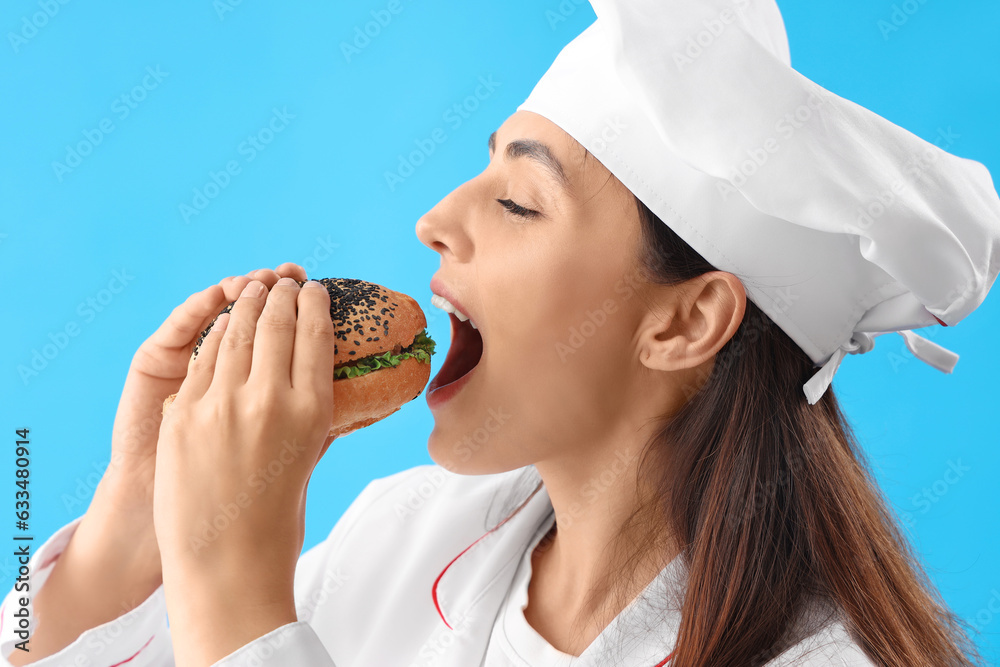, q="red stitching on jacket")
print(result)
[429,482,681,665]
[653,650,675,666]
[431,481,547,630]
[108,633,155,665]
[431,510,520,630]
[432,526,676,666]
